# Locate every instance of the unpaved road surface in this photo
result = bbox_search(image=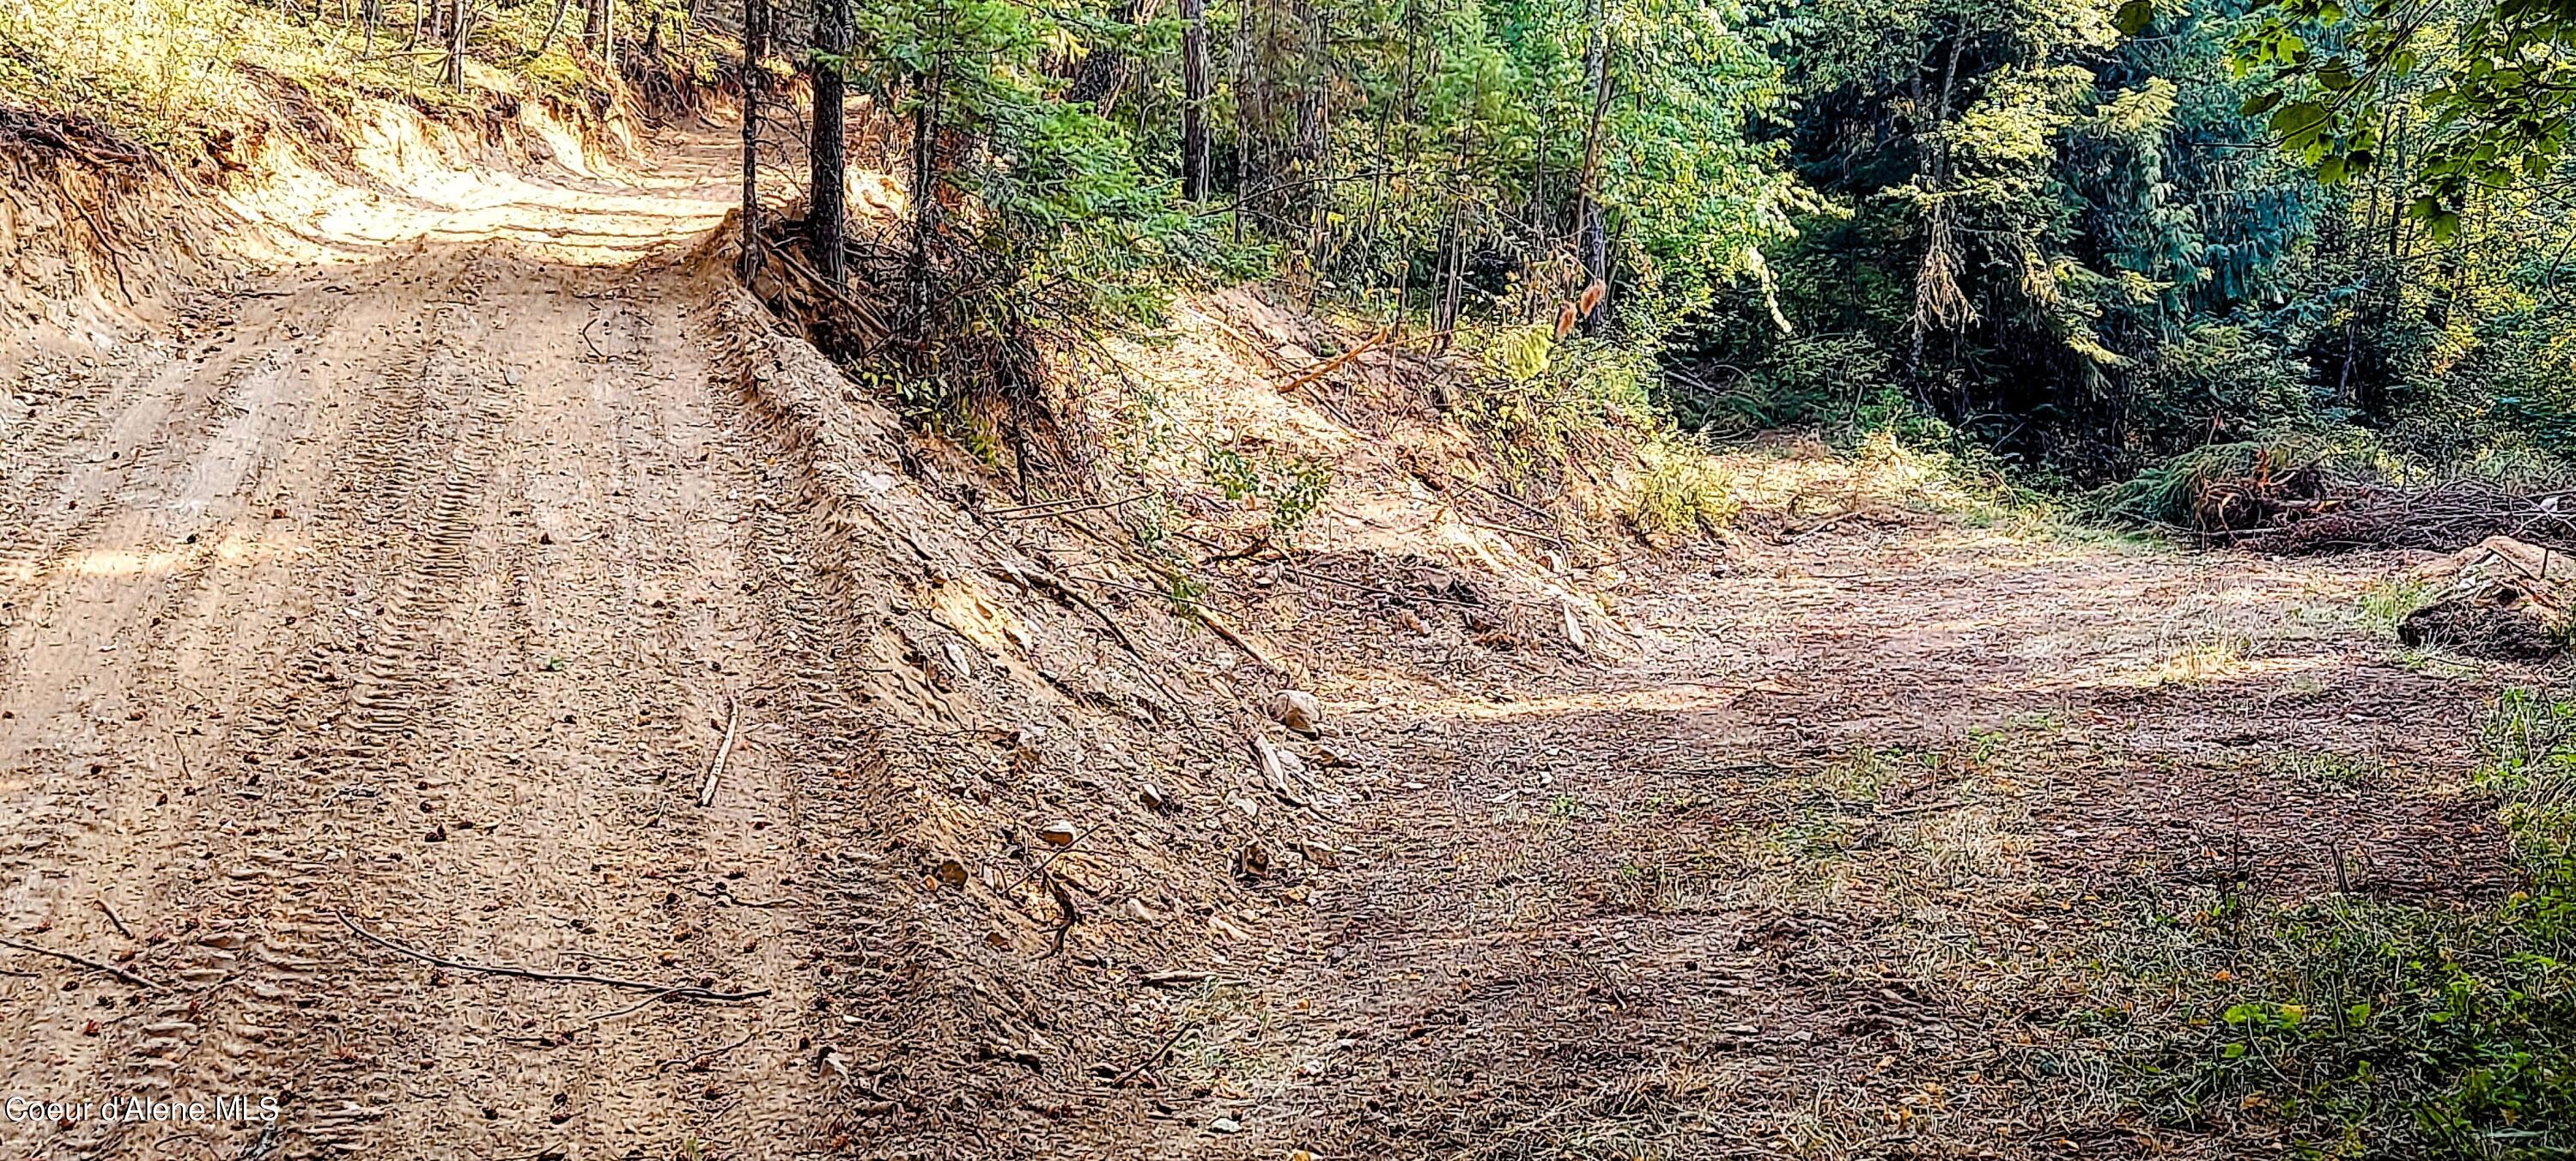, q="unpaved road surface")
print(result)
[1,131,826,1160]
